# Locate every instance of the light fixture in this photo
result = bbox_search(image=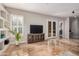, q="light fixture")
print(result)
[72,10,76,18]
[72,10,75,14]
